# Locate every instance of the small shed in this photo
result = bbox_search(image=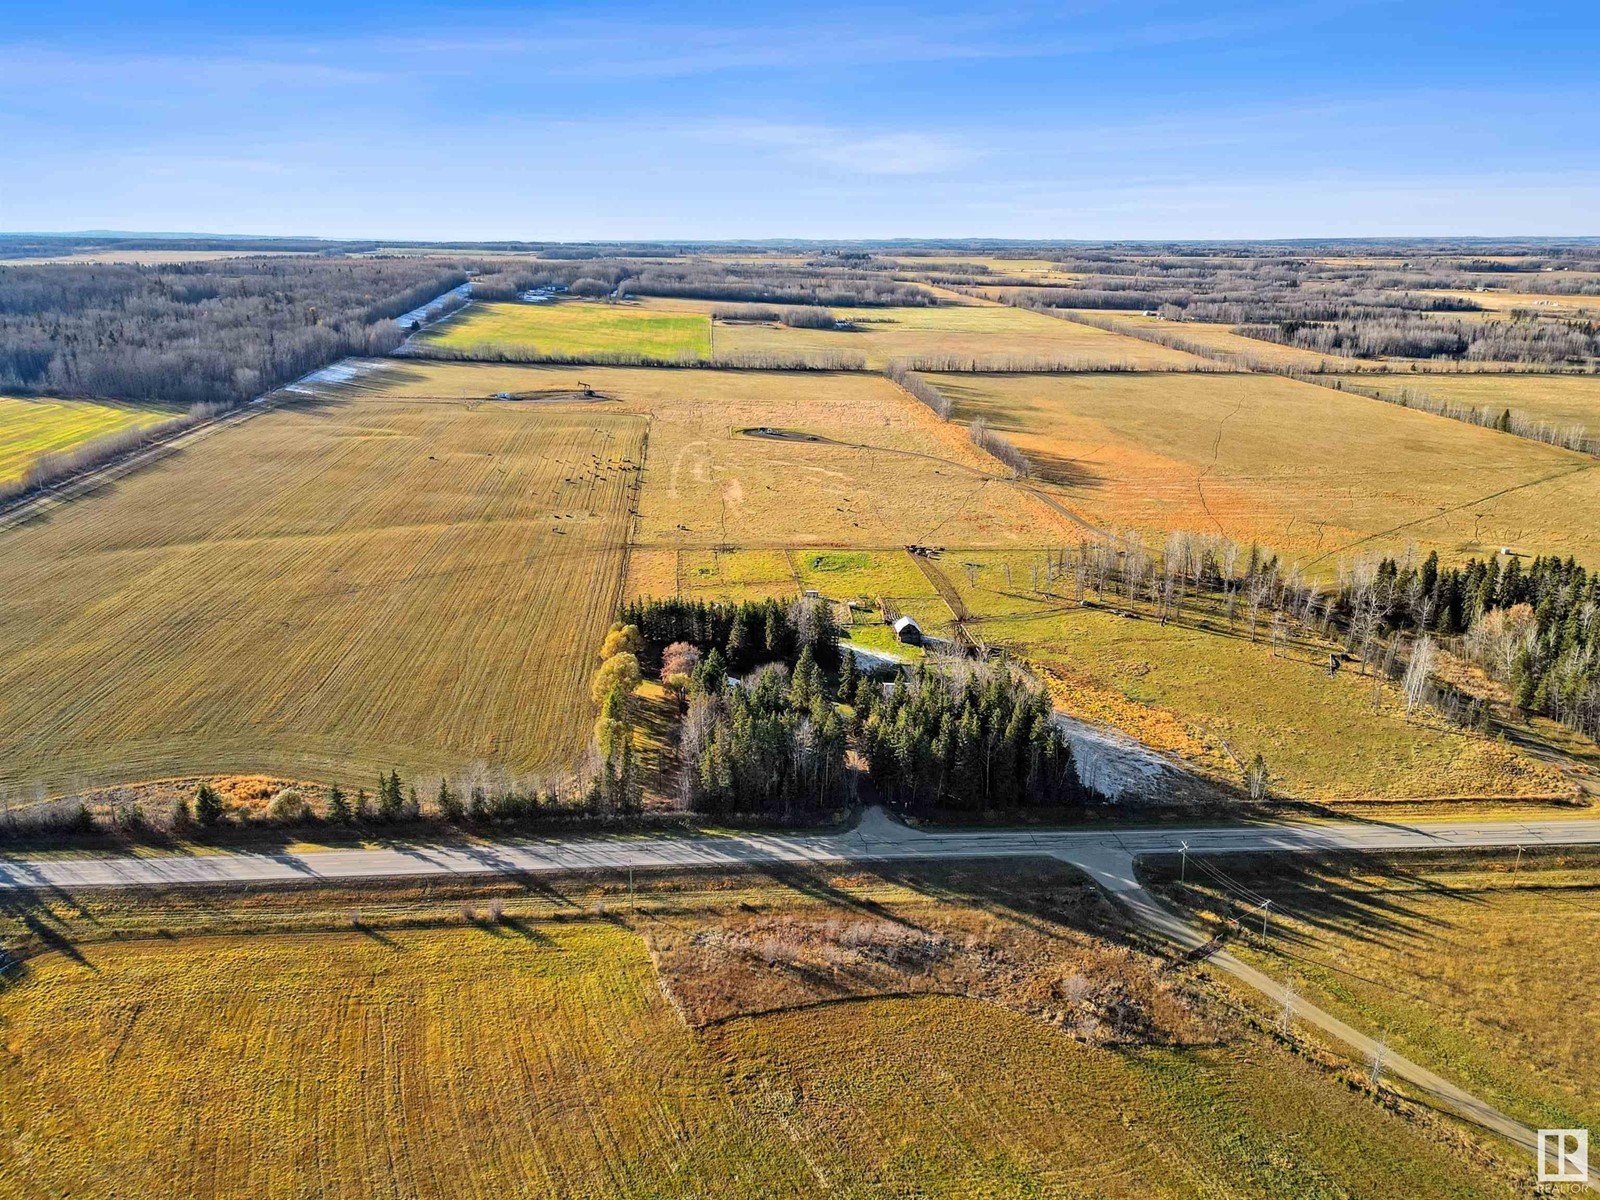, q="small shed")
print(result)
[892,615,923,645]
